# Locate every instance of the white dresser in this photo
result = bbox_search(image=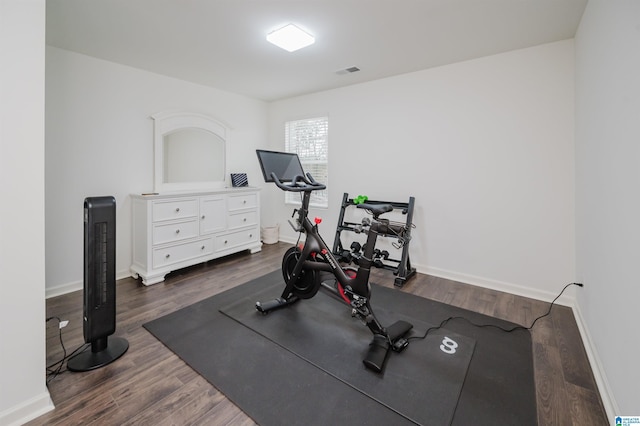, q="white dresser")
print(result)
[130,188,262,285]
